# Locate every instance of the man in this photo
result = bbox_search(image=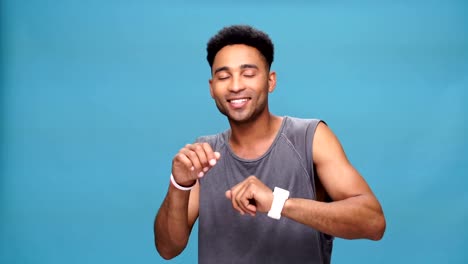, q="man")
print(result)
[154,25,386,264]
